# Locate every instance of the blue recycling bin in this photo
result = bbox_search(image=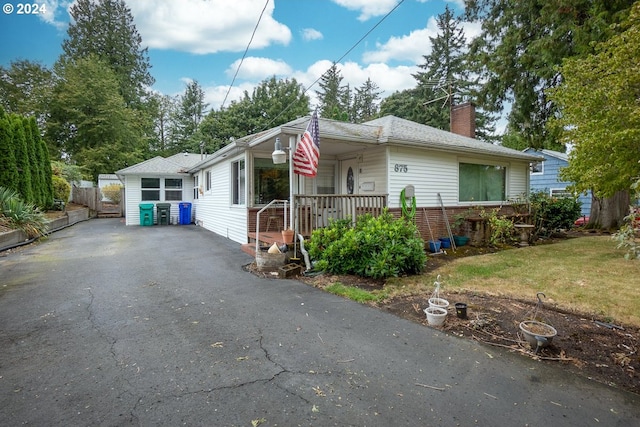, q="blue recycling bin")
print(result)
[139,203,154,226]
[179,202,192,225]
